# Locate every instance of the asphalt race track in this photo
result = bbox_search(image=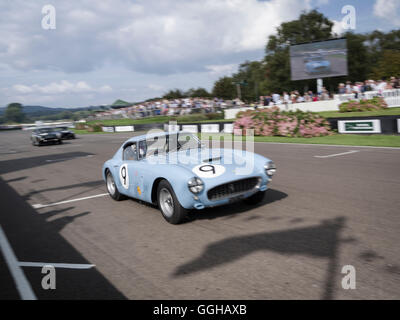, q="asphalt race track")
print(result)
[1,130,399,300]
